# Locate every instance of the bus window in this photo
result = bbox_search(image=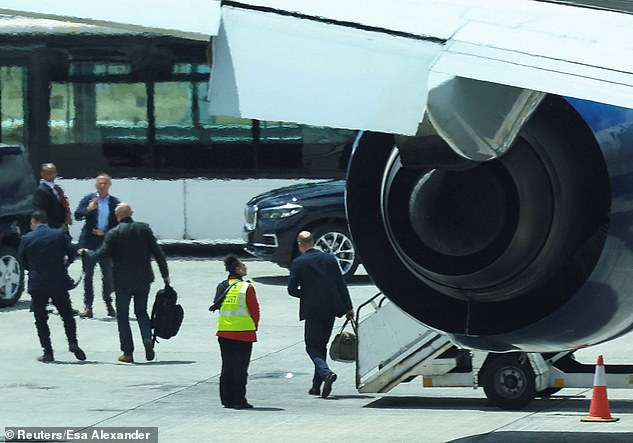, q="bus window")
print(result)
[260,121,302,143]
[29,36,354,178]
[50,82,148,144]
[50,82,78,144]
[172,63,210,75]
[0,66,26,146]
[96,83,148,143]
[155,81,198,143]
[197,81,253,144]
